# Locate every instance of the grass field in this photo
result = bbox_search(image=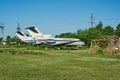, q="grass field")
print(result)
[0,48,120,80]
